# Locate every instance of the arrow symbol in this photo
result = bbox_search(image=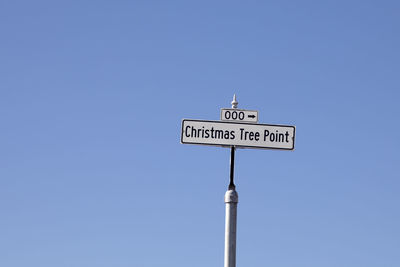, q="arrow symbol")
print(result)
[248,115,256,118]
